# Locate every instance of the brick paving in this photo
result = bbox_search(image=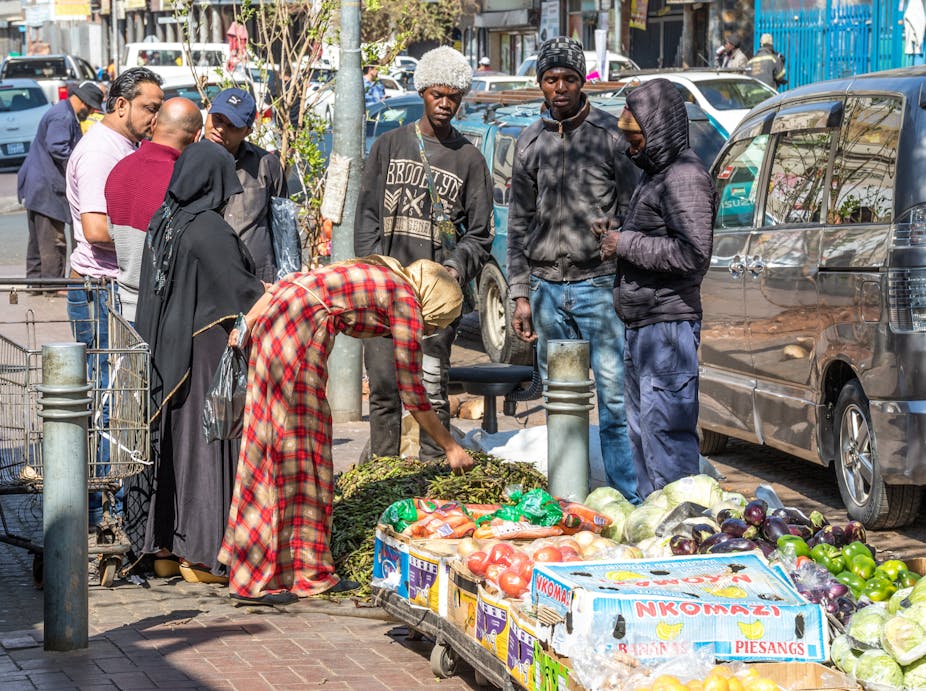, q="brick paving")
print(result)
[1,288,924,689]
